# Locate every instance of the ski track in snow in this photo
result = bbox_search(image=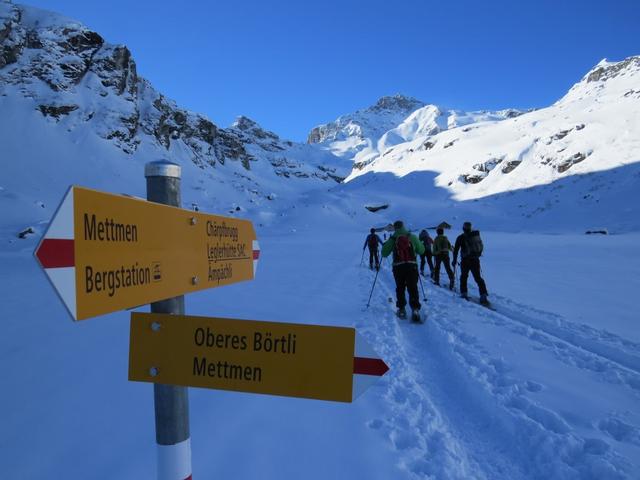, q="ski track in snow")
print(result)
[355,263,637,479]
[488,294,640,377]
[356,265,486,480]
